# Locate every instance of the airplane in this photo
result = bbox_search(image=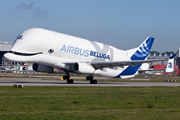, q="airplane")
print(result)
[165,57,174,72]
[138,56,175,75]
[4,28,174,84]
